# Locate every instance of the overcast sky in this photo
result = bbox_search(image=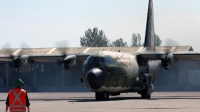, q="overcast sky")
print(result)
[0,0,200,51]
